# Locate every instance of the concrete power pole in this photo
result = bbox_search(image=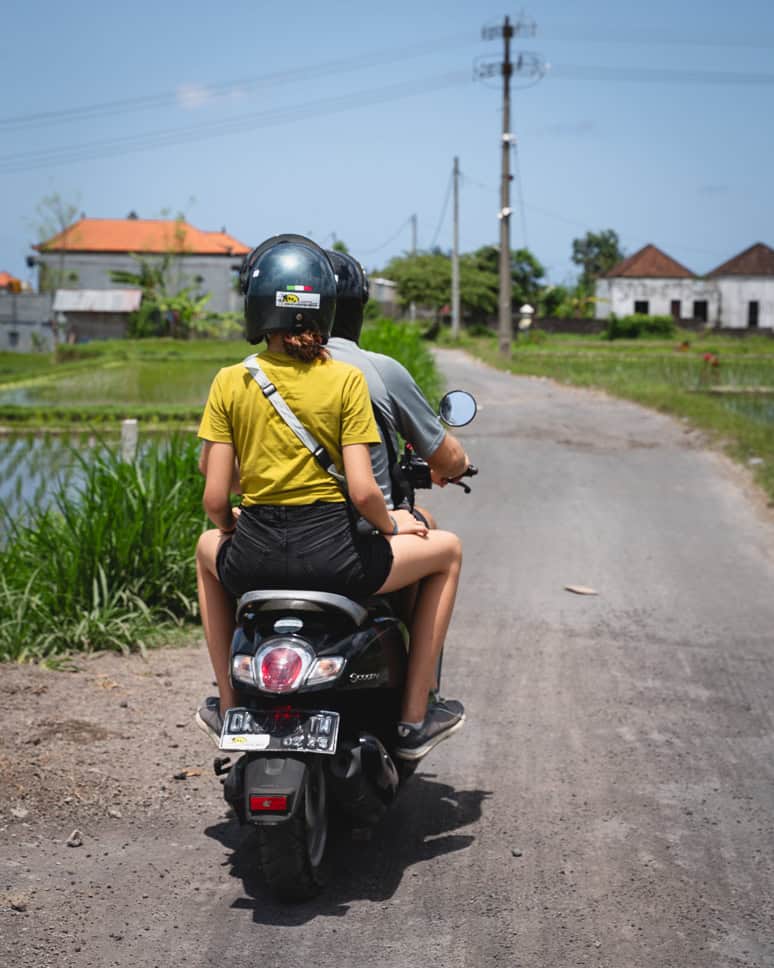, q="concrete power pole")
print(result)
[498,18,514,358]
[451,157,461,340]
[480,14,541,359]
